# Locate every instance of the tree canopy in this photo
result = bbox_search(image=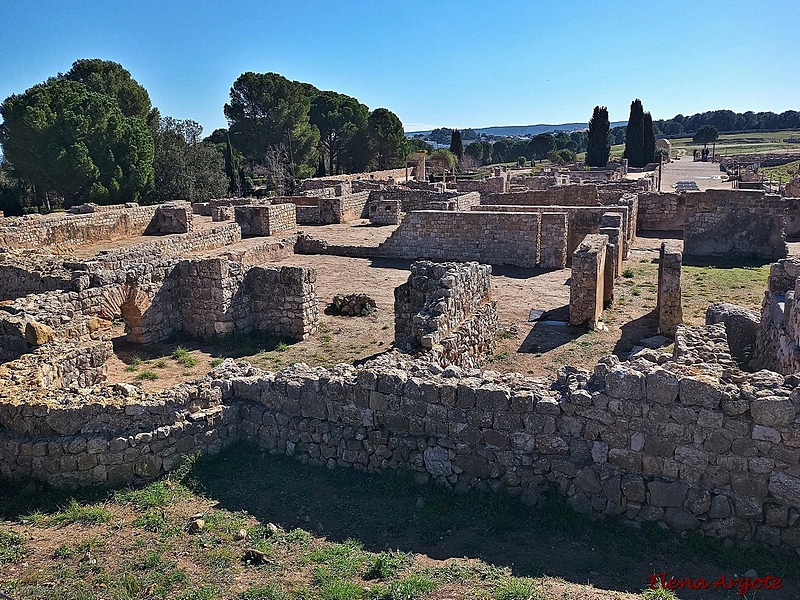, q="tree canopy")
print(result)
[586,106,611,167]
[224,72,319,178]
[62,59,155,124]
[149,117,228,203]
[623,99,646,168]
[0,78,154,208]
[367,108,410,170]
[449,129,463,161]
[309,91,369,175]
[692,124,720,148]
